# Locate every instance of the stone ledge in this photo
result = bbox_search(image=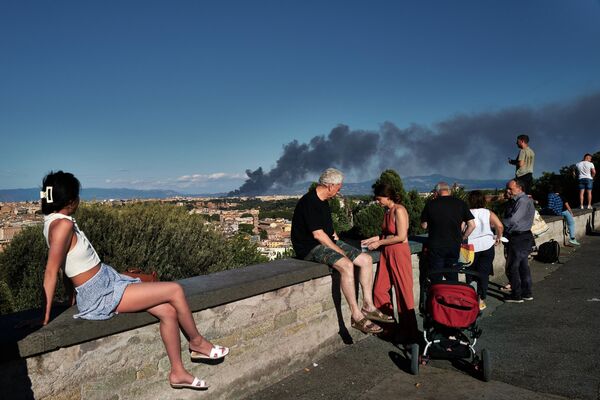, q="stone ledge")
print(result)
[0,257,333,360]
